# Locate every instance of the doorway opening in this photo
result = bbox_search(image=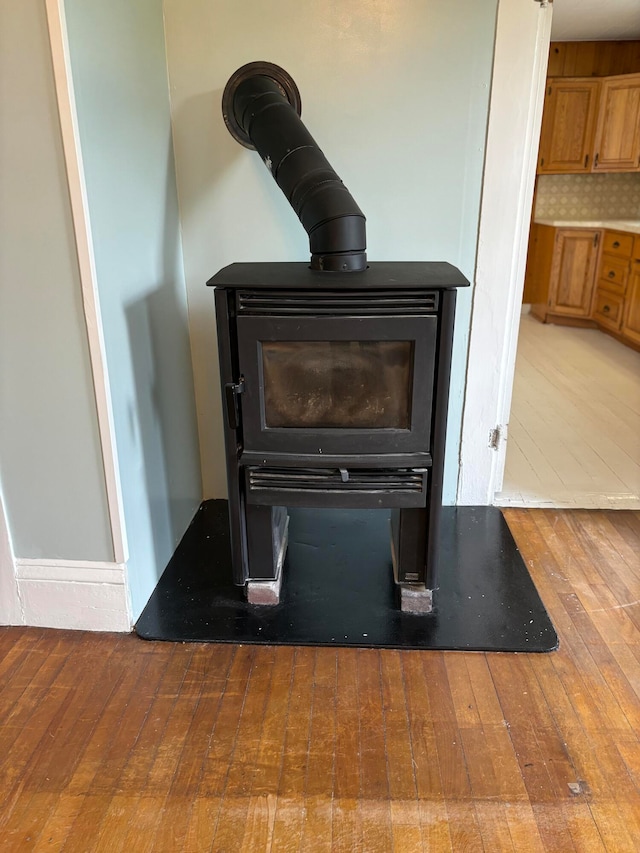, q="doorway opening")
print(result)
[497,39,640,510]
